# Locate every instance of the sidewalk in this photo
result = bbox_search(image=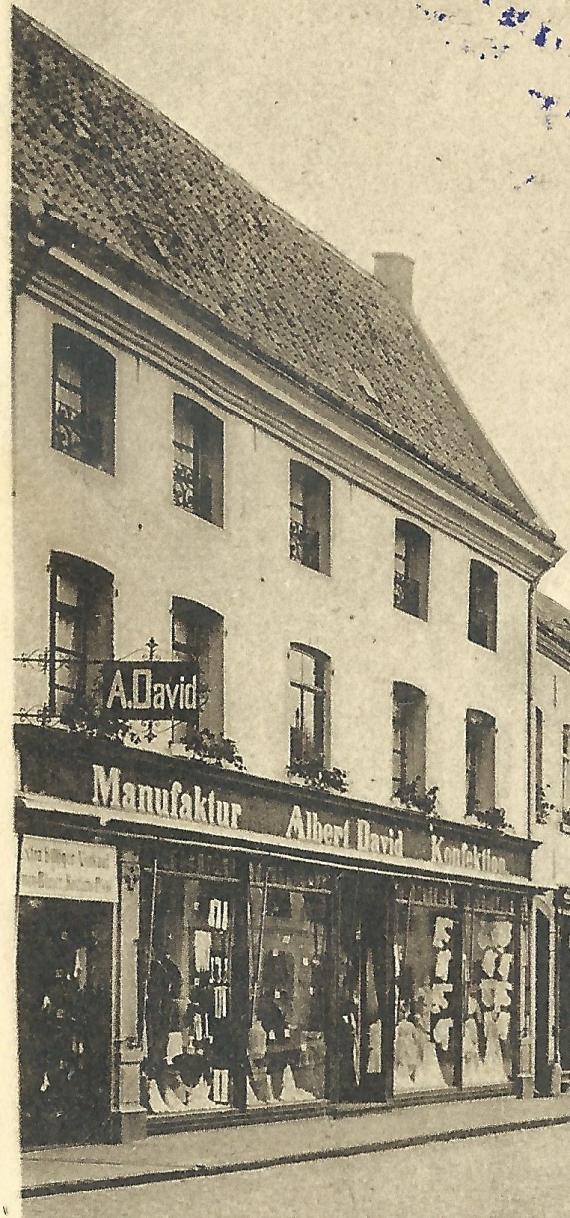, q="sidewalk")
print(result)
[22,1094,570,1199]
